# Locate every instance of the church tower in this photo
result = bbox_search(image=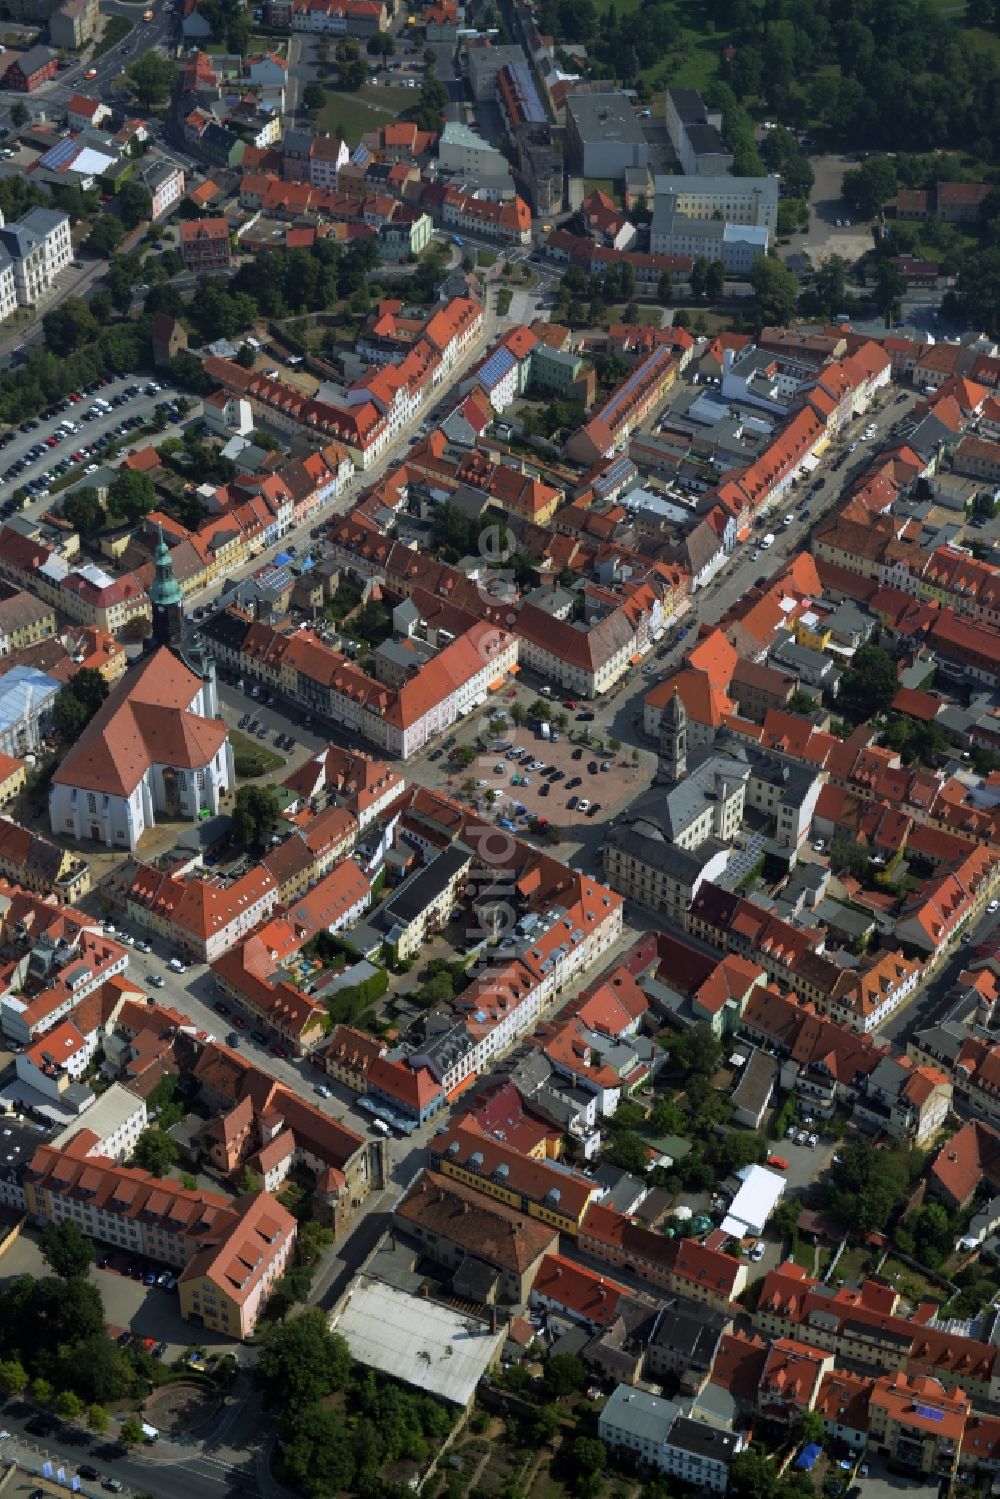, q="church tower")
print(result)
[149,524,184,652]
[659,686,688,784]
